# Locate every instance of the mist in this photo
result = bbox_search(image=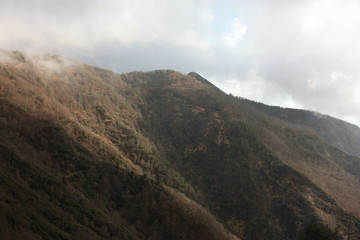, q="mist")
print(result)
[1,0,360,126]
